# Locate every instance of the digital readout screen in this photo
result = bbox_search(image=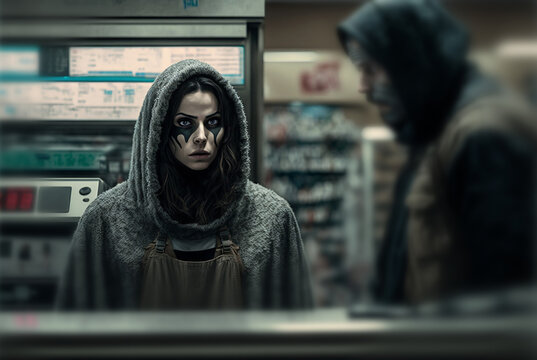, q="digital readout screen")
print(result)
[0,187,36,212]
